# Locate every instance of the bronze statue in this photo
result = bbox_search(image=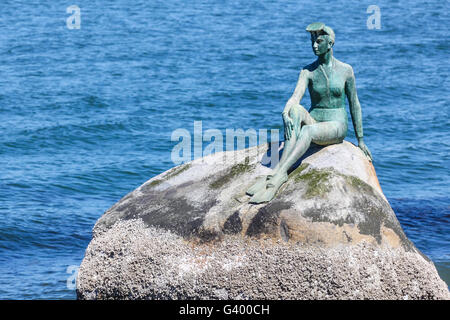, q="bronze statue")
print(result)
[248,22,372,203]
